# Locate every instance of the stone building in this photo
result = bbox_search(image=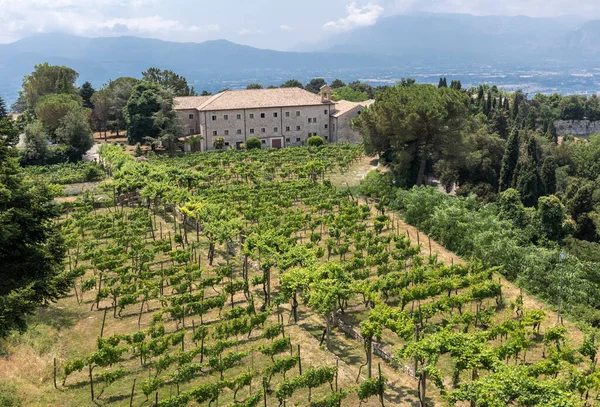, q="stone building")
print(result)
[174,86,372,151]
